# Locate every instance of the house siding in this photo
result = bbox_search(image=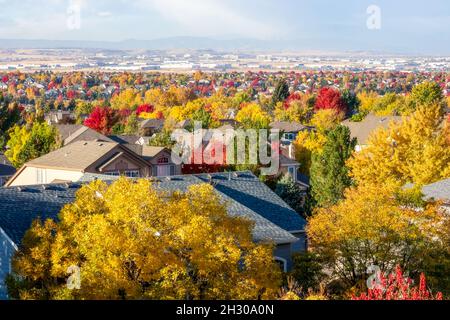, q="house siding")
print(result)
[9,167,84,187]
[0,229,16,300]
